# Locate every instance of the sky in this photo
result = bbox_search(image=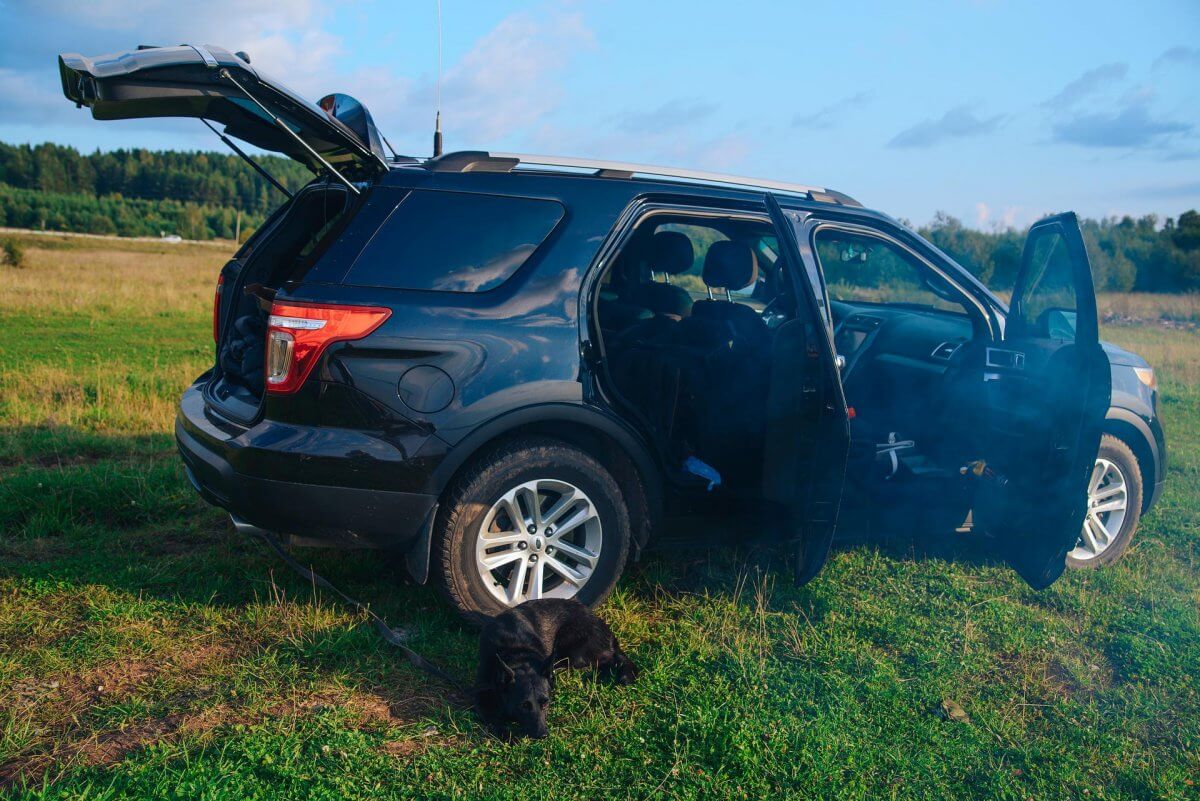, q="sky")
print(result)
[1,0,1198,229]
